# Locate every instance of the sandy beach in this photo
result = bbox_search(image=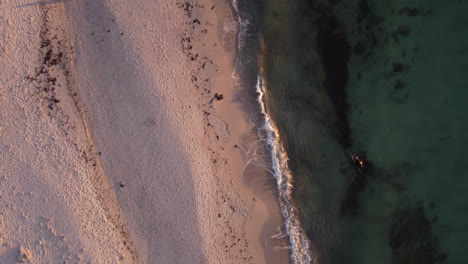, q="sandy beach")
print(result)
[0,0,289,263]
